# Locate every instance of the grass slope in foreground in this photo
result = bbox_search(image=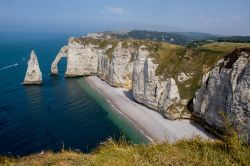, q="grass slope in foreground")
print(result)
[1,136,250,166]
